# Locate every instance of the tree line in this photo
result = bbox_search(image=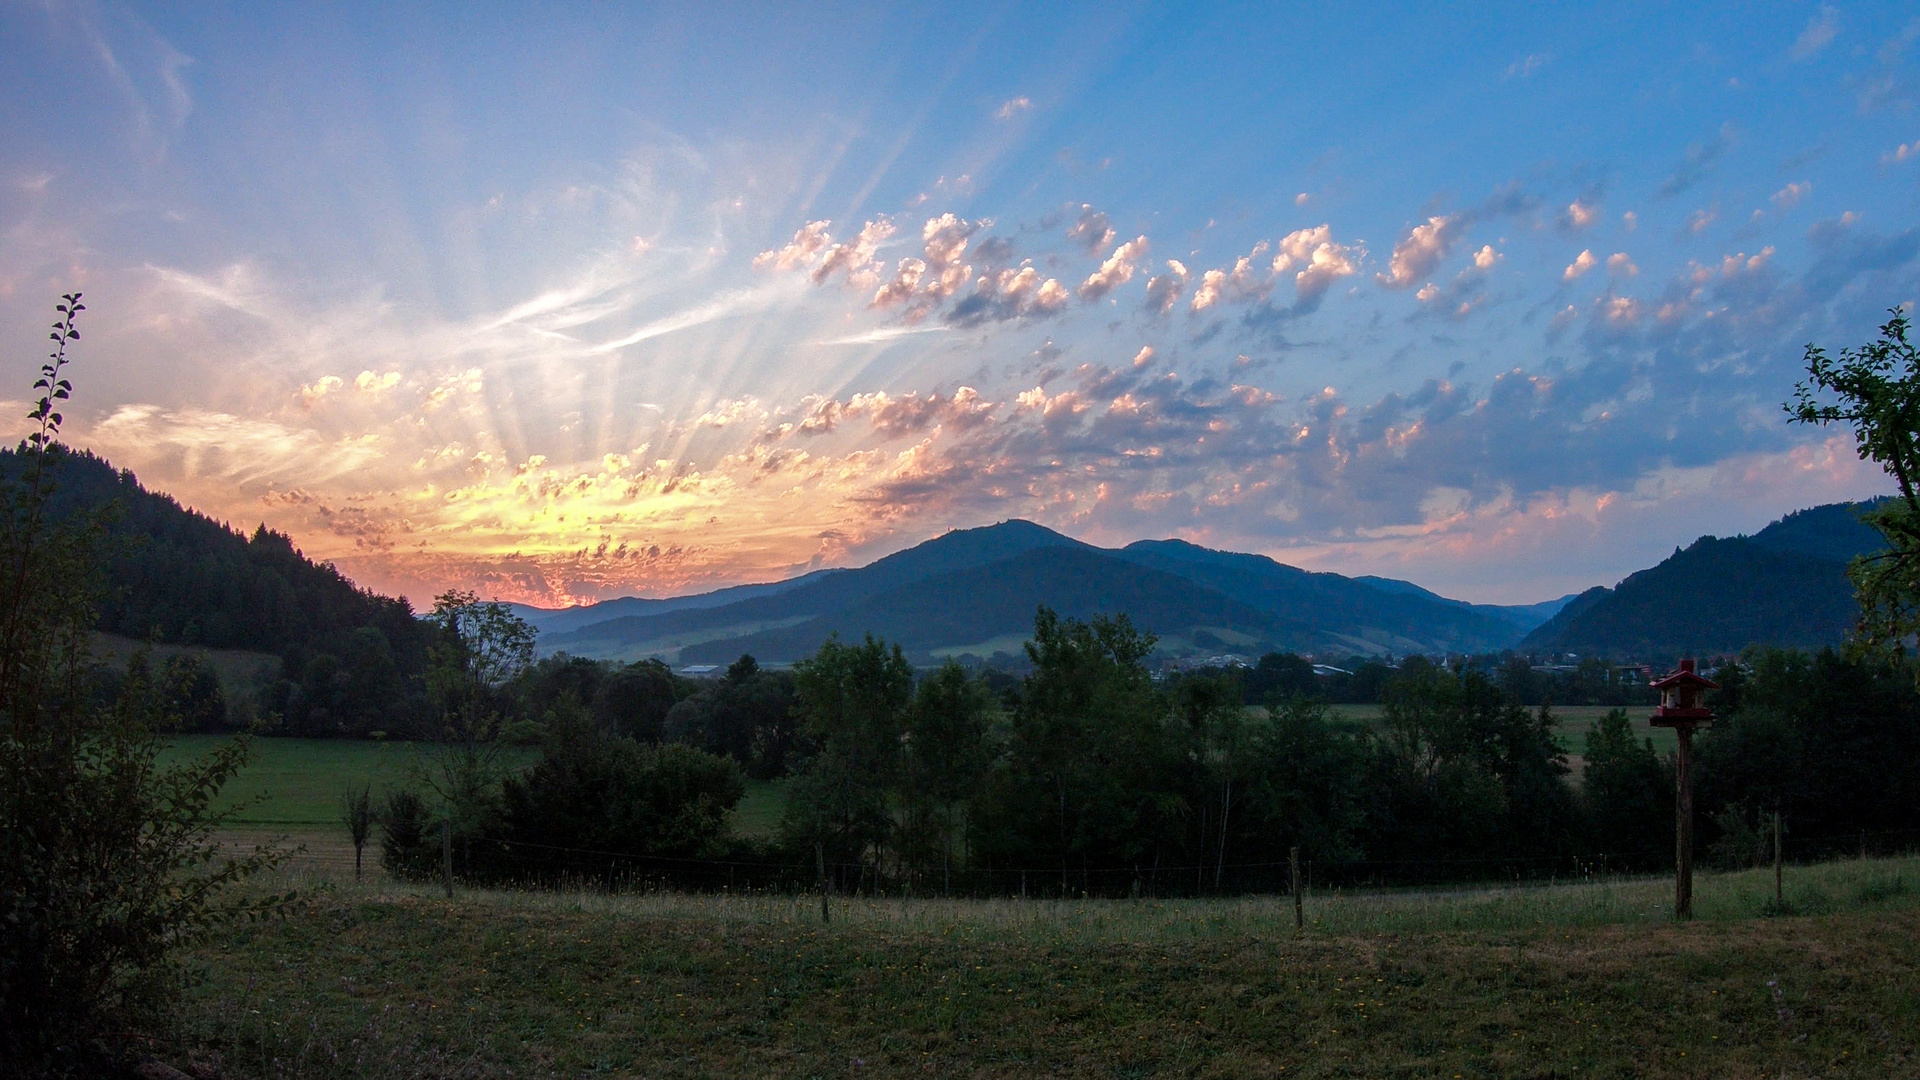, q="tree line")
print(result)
[378,602,1920,897]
